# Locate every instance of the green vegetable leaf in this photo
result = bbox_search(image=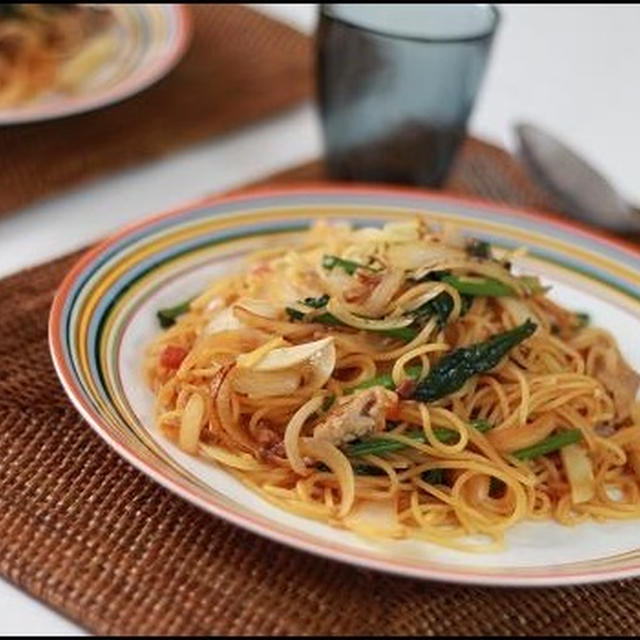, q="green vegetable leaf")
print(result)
[350,365,423,392]
[321,394,336,412]
[518,275,551,295]
[285,307,305,321]
[286,298,417,342]
[378,326,419,341]
[302,294,330,309]
[513,429,583,460]
[411,269,451,284]
[351,462,387,476]
[157,298,194,328]
[460,293,474,316]
[574,312,590,328]
[466,239,492,259]
[442,274,516,297]
[407,290,474,329]
[345,419,493,458]
[412,319,537,403]
[409,291,454,327]
[313,312,345,326]
[322,255,378,275]
[421,468,446,485]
